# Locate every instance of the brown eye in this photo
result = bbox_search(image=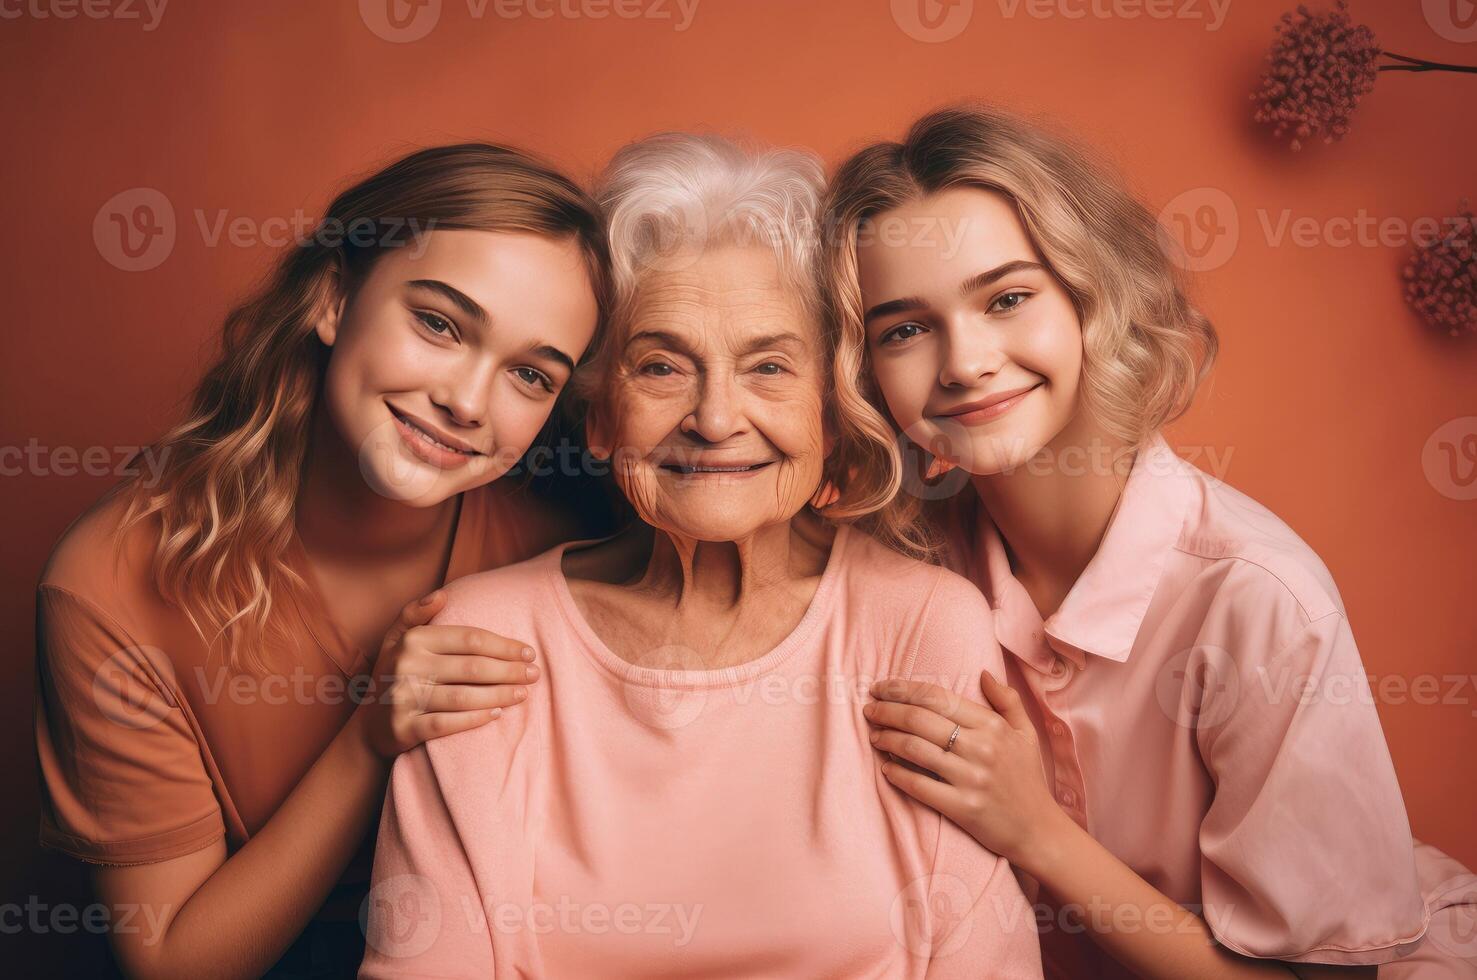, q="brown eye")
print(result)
[990,291,1030,313]
[881,322,925,345]
[415,310,454,336]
